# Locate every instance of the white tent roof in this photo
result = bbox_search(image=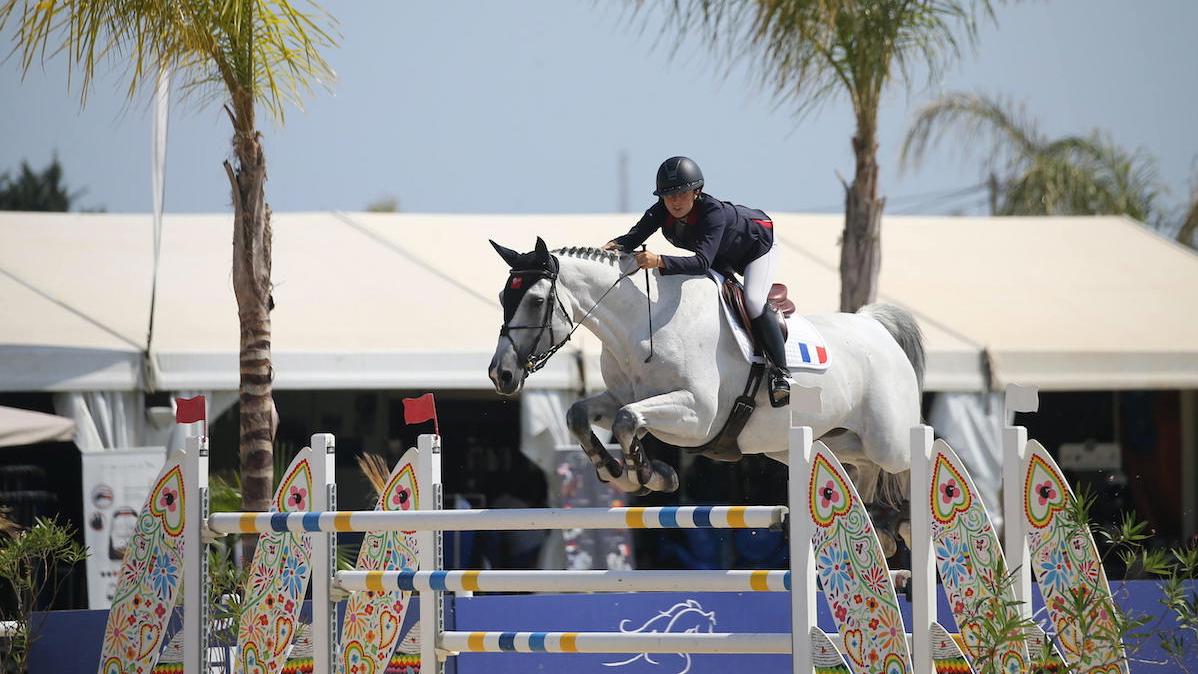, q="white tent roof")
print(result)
[2,211,1195,393]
